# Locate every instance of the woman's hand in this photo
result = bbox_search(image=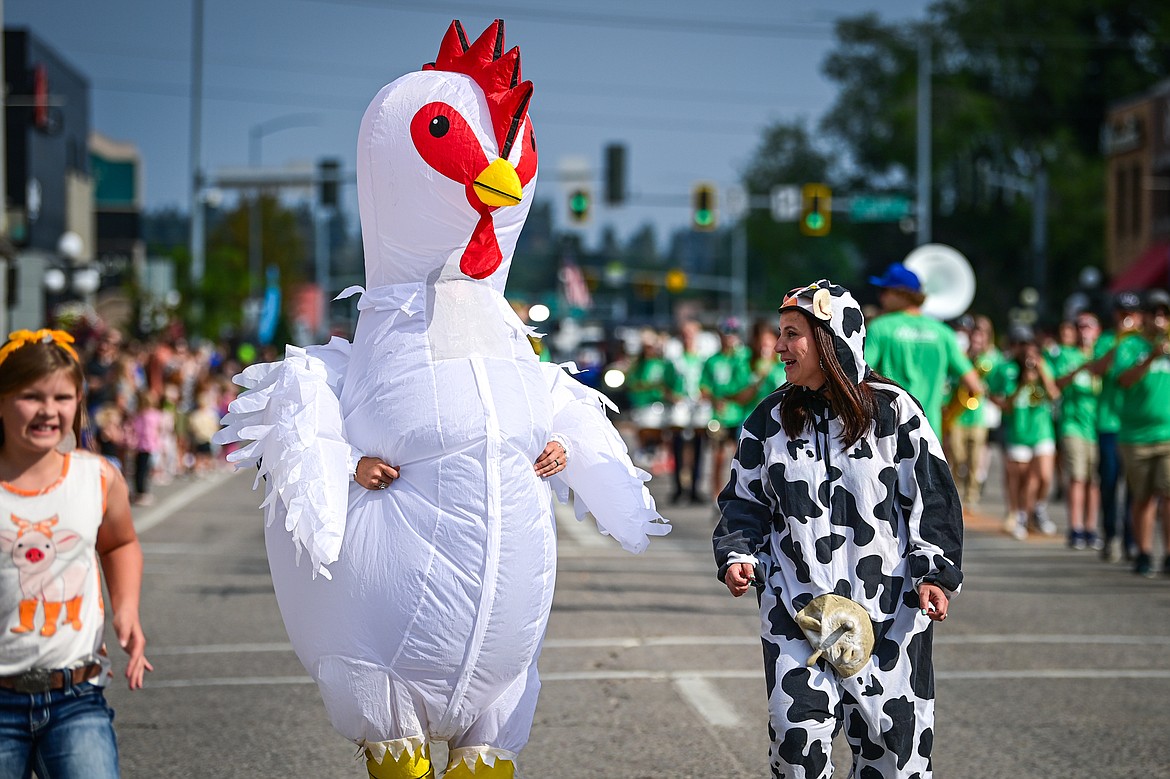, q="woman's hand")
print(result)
[534,440,568,479]
[724,562,755,597]
[356,456,400,491]
[918,583,950,622]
